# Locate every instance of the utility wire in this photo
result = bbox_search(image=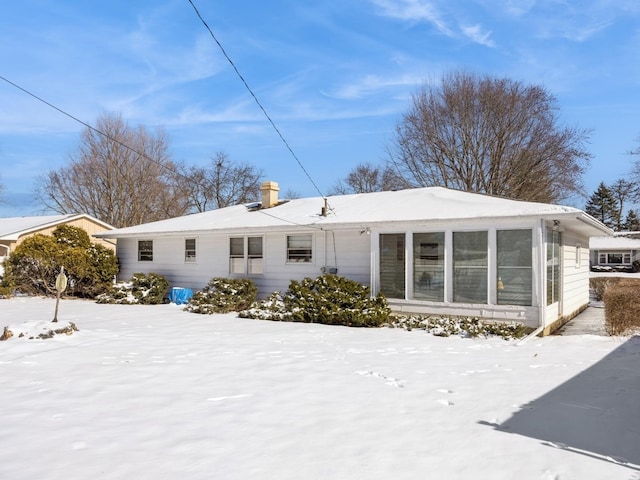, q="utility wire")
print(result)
[0,74,185,181]
[186,0,325,199]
